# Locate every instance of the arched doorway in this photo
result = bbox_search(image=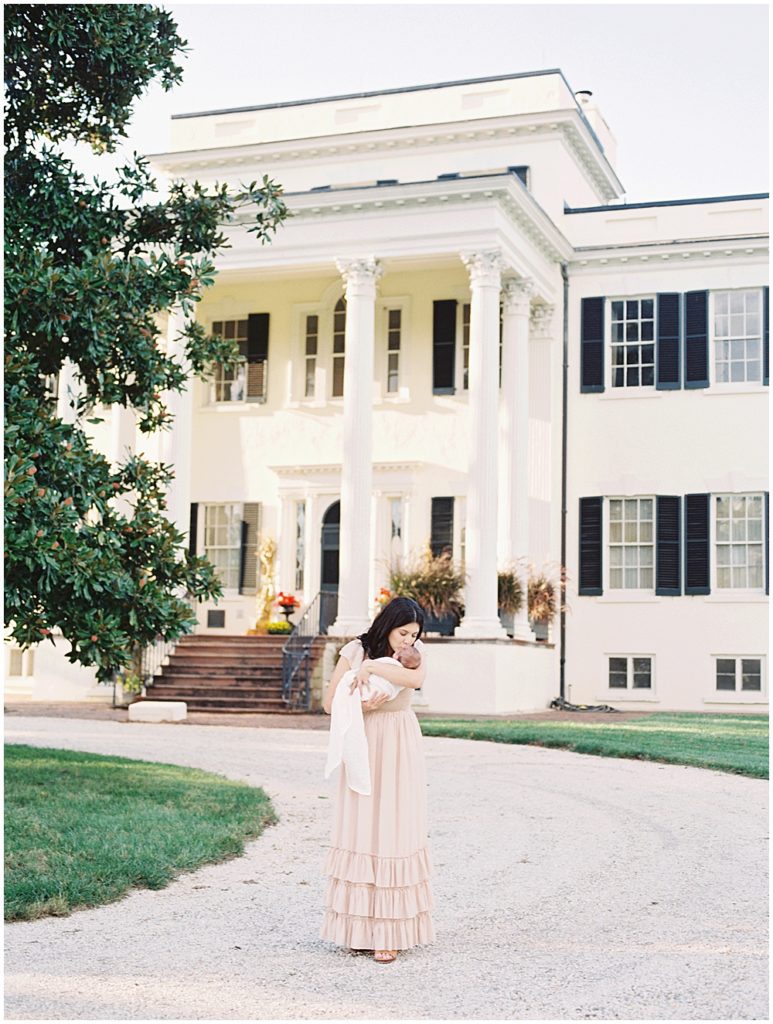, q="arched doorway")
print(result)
[320,500,340,634]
